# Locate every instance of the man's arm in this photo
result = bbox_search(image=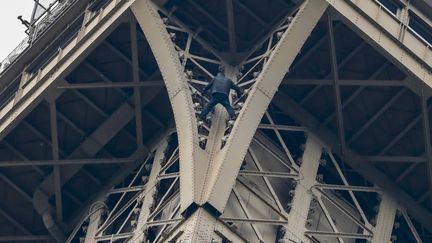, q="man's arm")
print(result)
[202,79,214,95]
[231,80,242,97]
